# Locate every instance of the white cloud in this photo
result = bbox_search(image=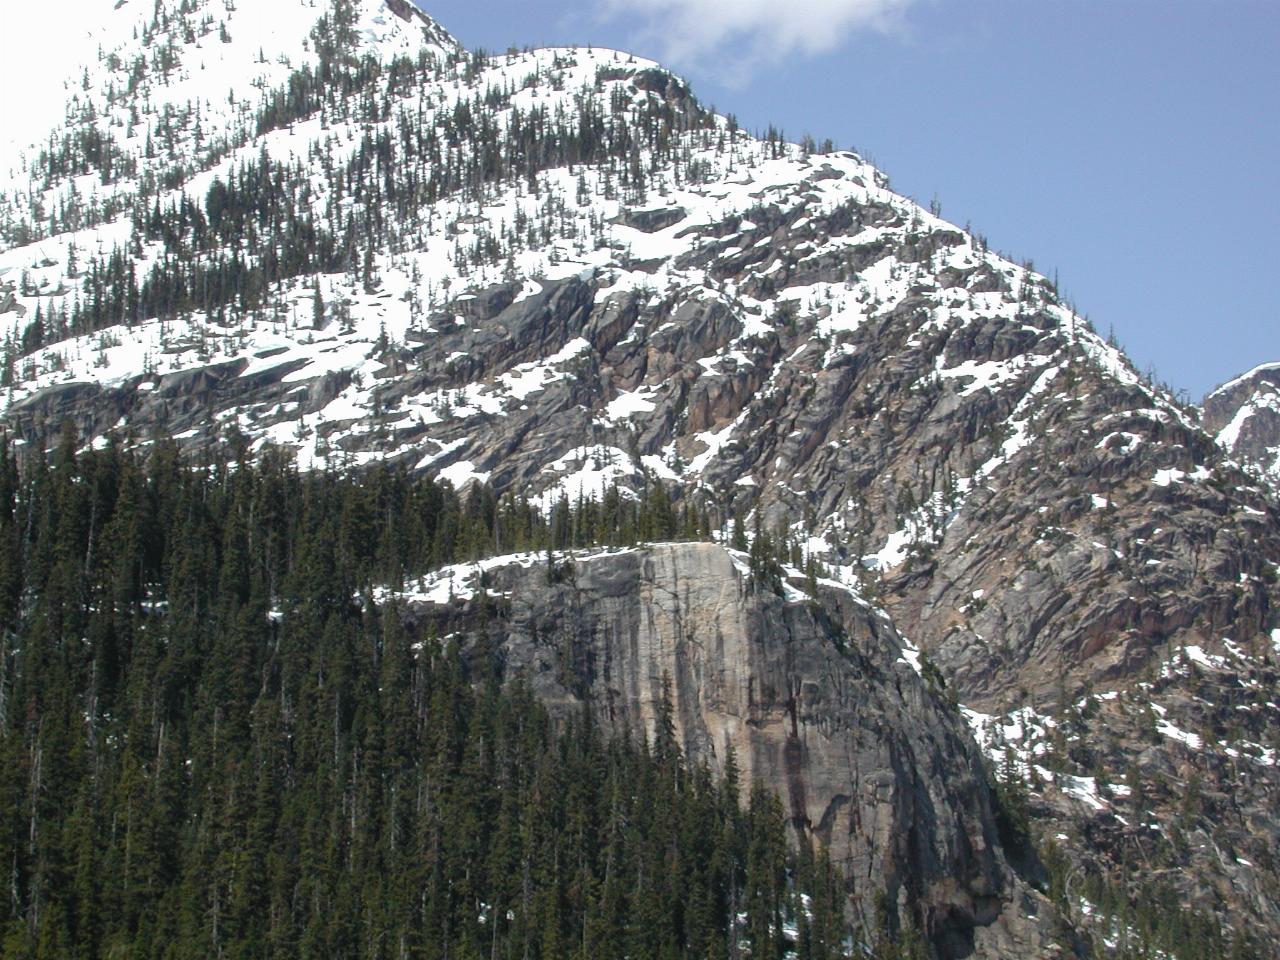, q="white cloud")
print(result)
[595,0,915,81]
